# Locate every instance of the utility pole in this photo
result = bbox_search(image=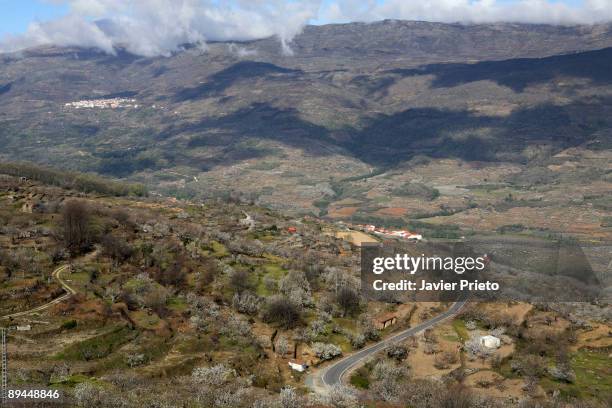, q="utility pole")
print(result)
[1,327,7,406]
